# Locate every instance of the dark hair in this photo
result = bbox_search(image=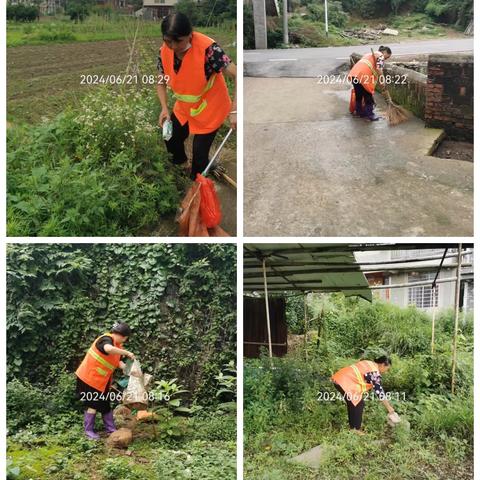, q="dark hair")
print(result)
[111,322,132,337]
[374,356,392,366]
[379,46,392,55]
[161,13,192,40]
